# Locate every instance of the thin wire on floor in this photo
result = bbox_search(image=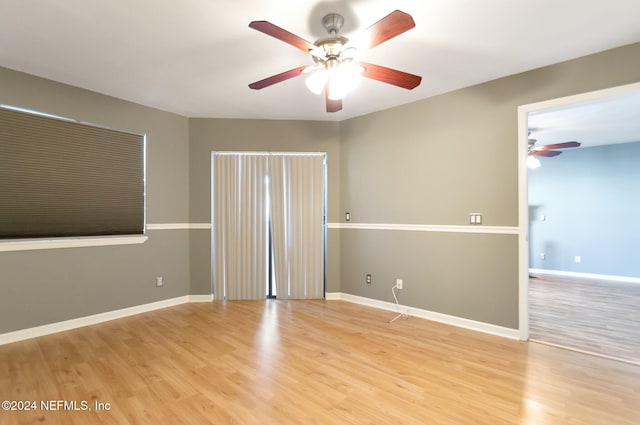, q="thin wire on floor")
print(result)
[388,283,410,323]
